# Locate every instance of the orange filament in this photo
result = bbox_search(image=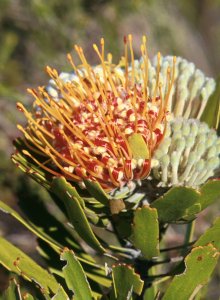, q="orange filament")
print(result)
[15,35,176,191]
